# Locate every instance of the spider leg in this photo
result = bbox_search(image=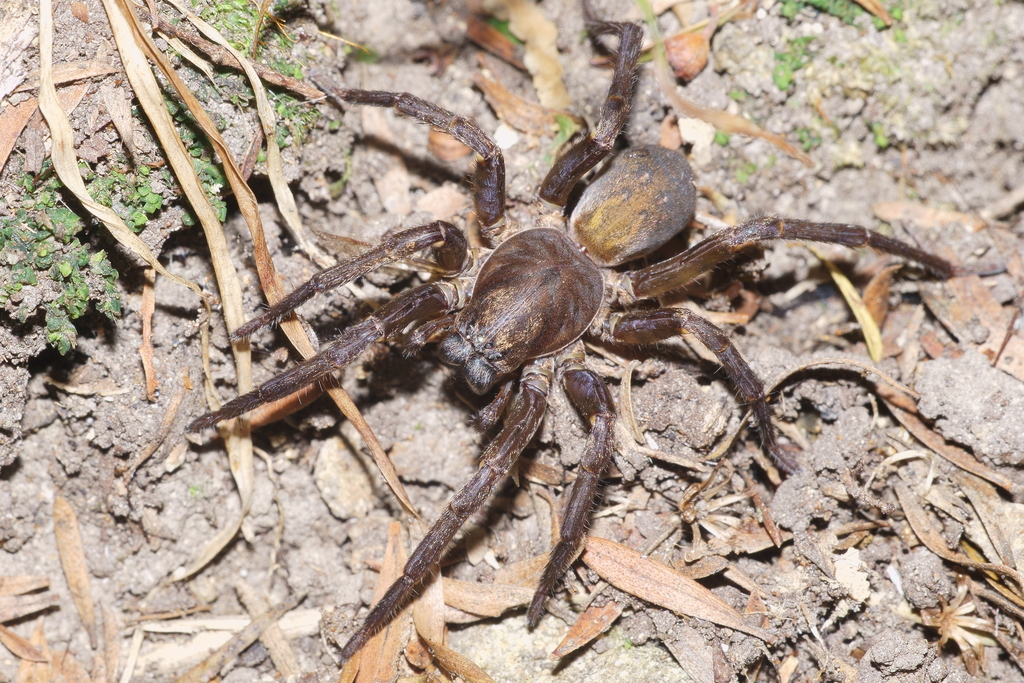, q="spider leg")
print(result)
[338,359,554,662]
[605,307,799,474]
[188,282,460,431]
[624,215,959,300]
[538,22,644,208]
[528,346,615,626]
[232,221,466,340]
[311,70,506,232]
